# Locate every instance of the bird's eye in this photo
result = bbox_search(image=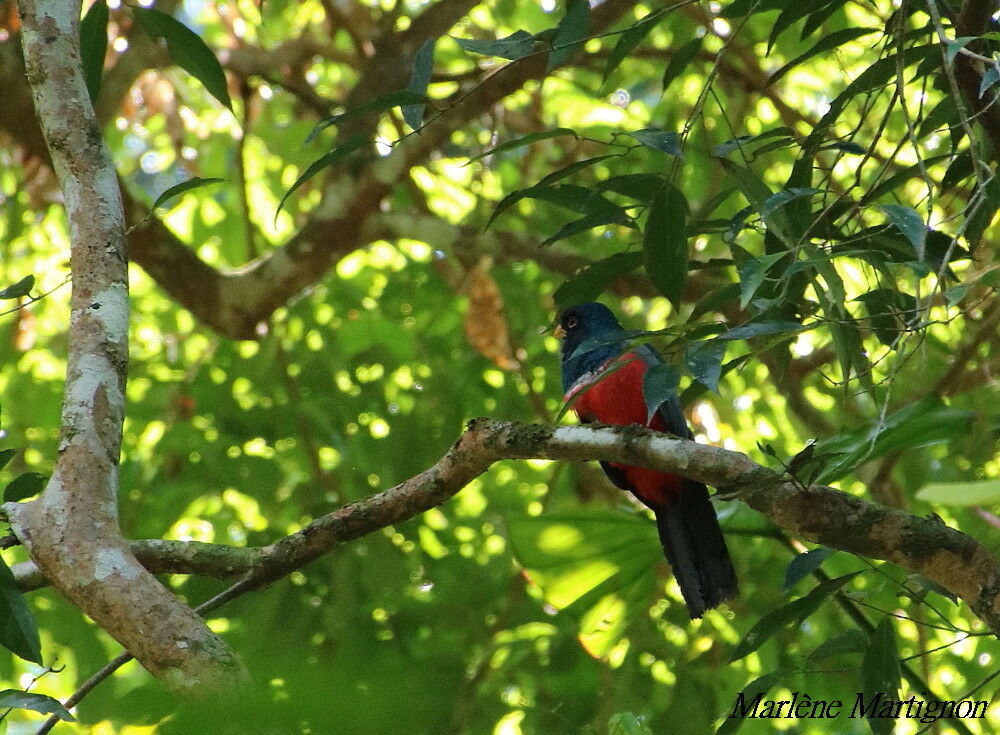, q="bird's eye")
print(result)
[566,316,578,329]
